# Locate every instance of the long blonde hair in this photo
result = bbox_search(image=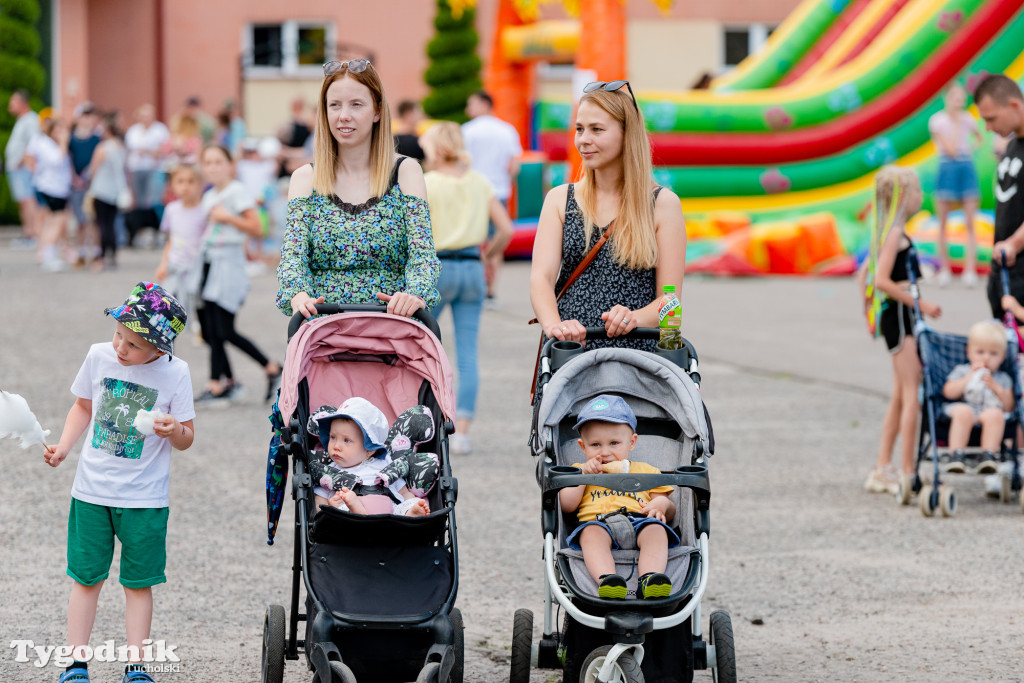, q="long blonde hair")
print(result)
[313,61,394,198]
[574,88,657,270]
[420,121,470,170]
[874,165,920,227]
